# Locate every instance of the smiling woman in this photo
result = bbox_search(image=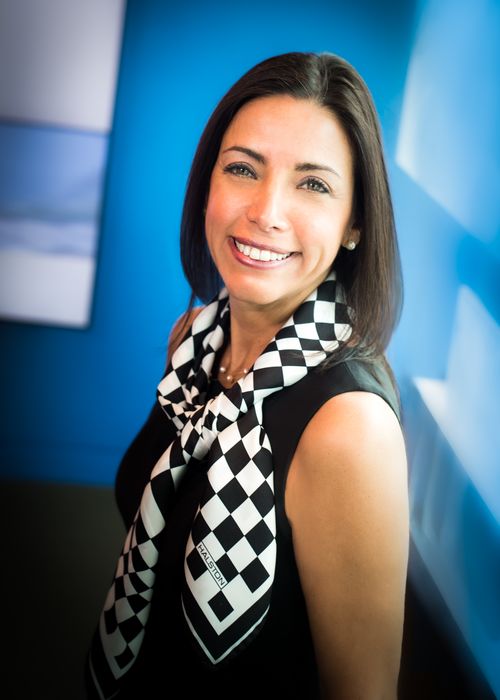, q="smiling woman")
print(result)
[86,52,408,700]
[205,95,357,327]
